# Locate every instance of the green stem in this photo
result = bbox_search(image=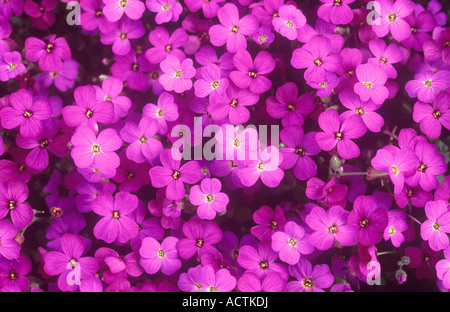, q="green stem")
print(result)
[408,214,422,225]
[377,251,396,256]
[330,172,389,177]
